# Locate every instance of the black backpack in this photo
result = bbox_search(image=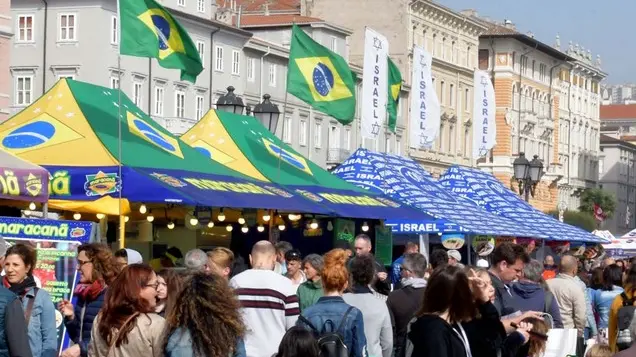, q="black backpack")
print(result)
[298,306,354,357]
[616,292,636,351]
